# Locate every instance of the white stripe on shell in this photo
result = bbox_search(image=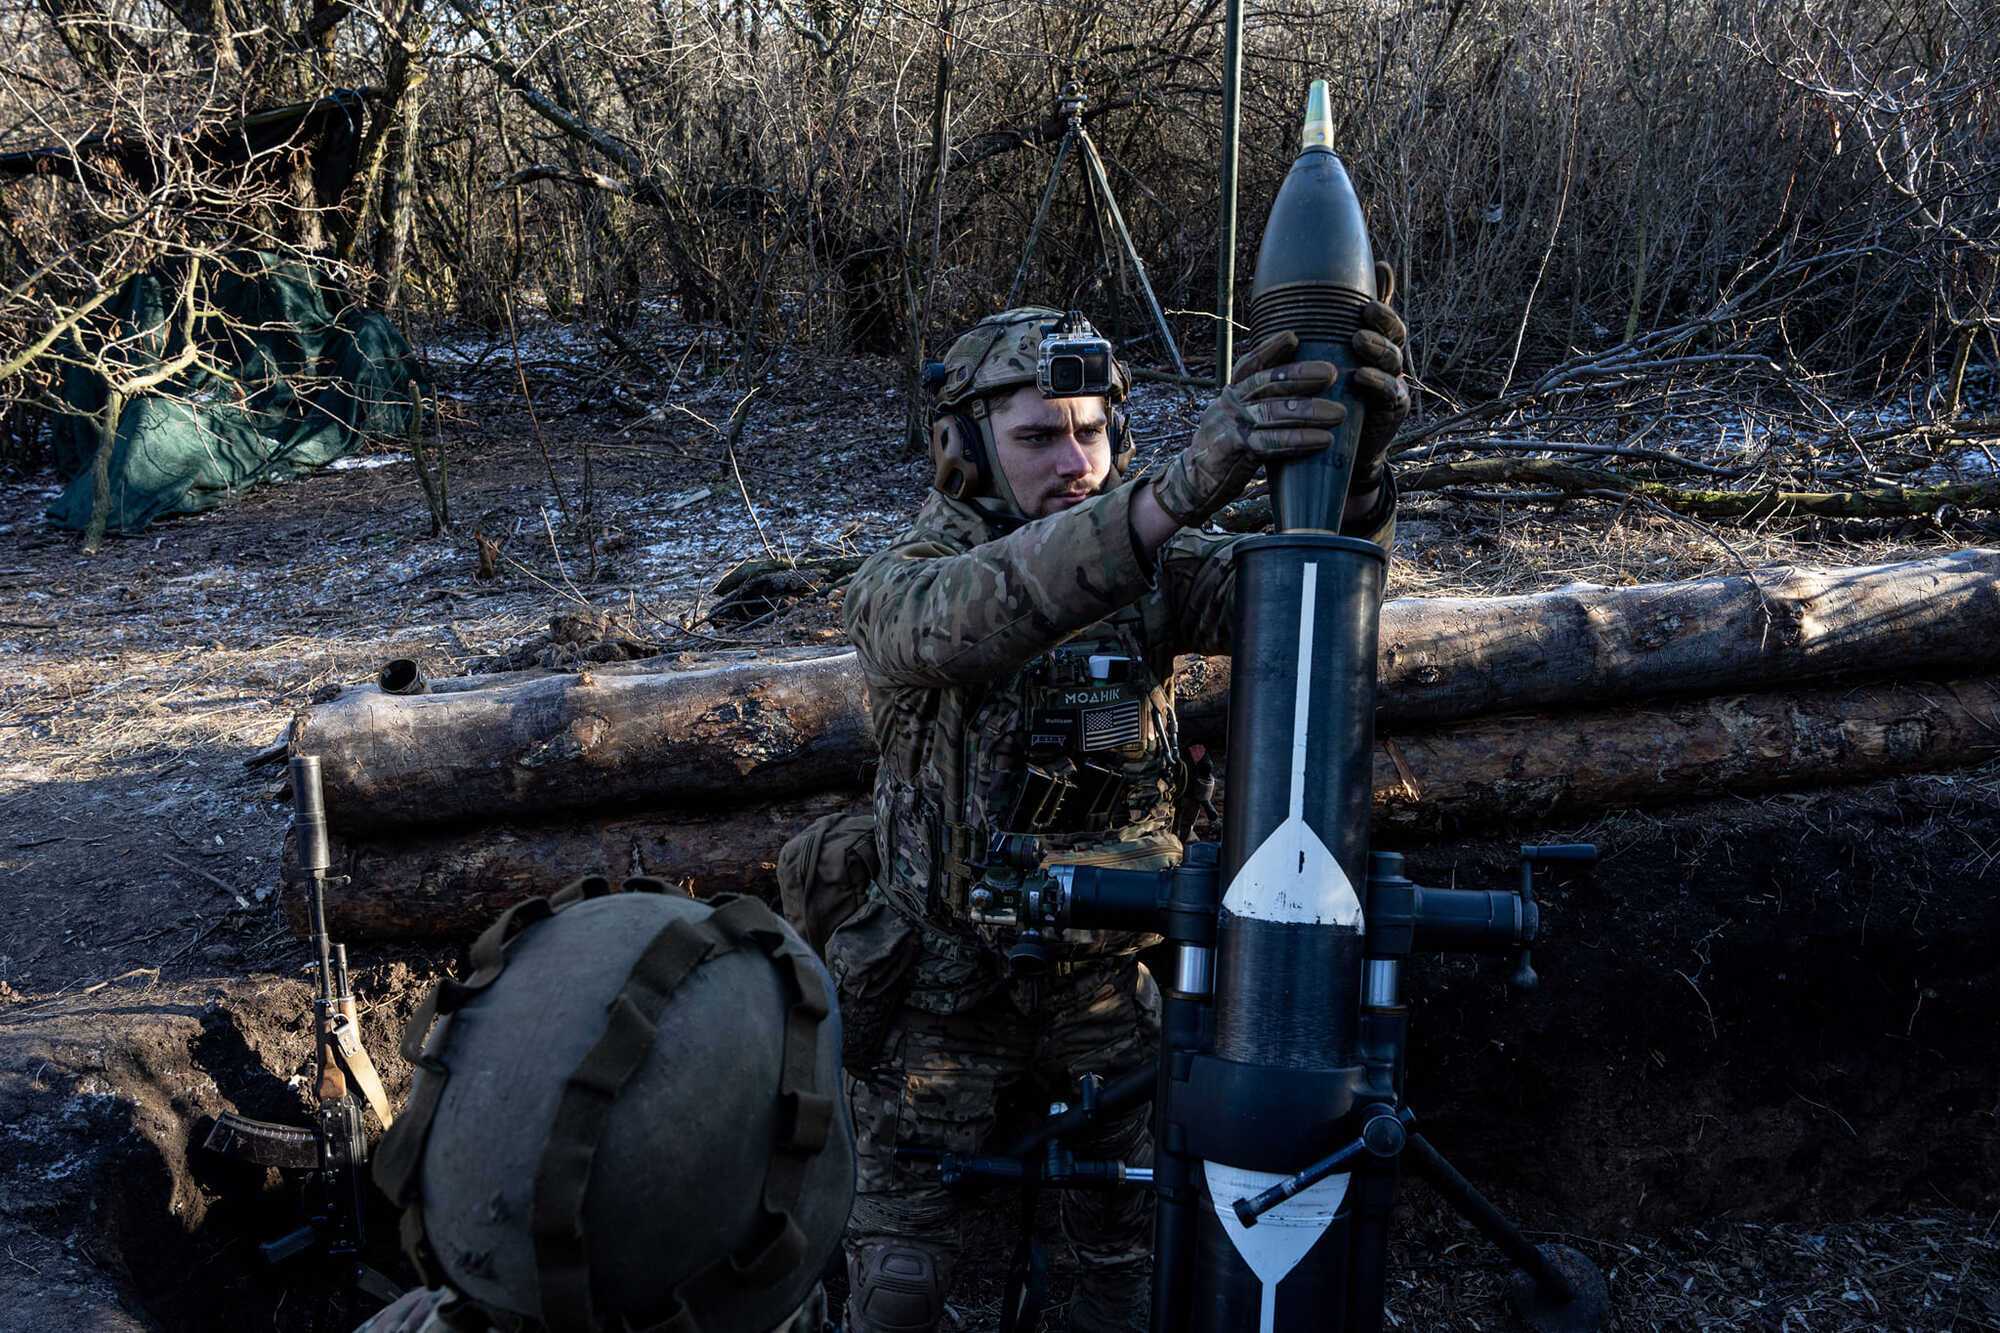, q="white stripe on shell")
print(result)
[1219,562,1364,927]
